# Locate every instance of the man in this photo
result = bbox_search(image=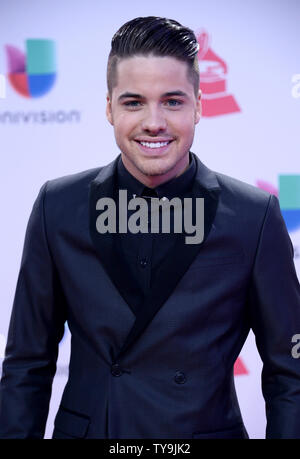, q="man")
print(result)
[0,16,300,439]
